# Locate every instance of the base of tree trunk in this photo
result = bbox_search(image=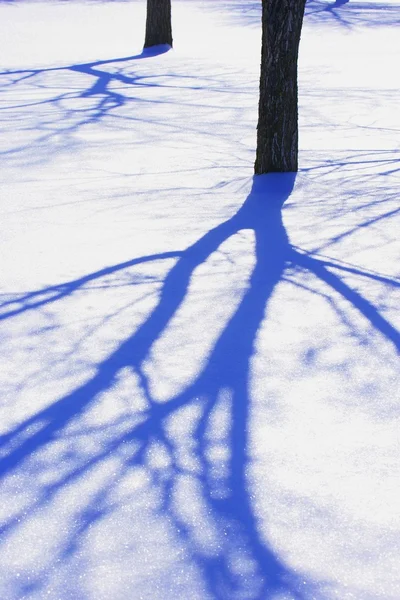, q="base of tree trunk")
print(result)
[254,0,306,174]
[144,0,173,48]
